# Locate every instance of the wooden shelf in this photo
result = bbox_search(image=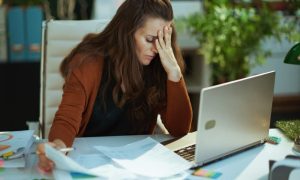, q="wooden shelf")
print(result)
[272,94,300,114]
